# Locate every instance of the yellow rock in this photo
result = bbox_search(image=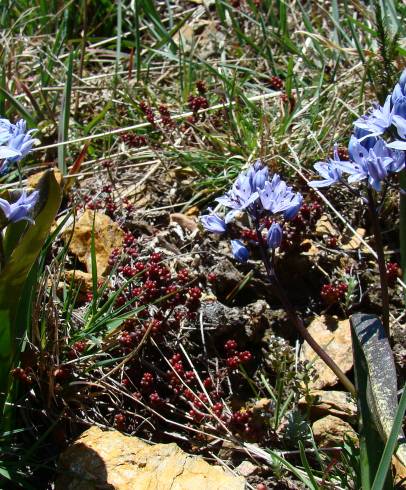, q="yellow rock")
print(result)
[298,390,357,422]
[315,215,339,237]
[300,316,353,390]
[341,228,366,250]
[170,213,197,232]
[312,415,358,448]
[56,427,245,490]
[62,210,124,275]
[64,270,94,292]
